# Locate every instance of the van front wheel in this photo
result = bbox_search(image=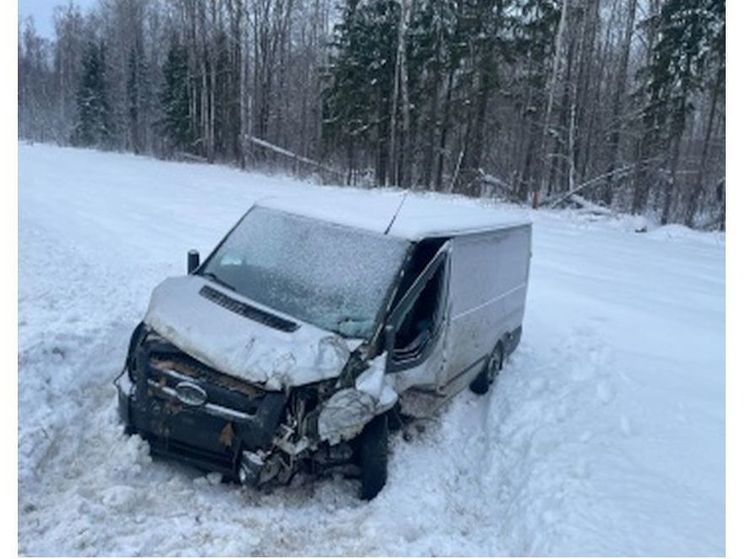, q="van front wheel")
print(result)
[357,413,388,500]
[470,342,503,395]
